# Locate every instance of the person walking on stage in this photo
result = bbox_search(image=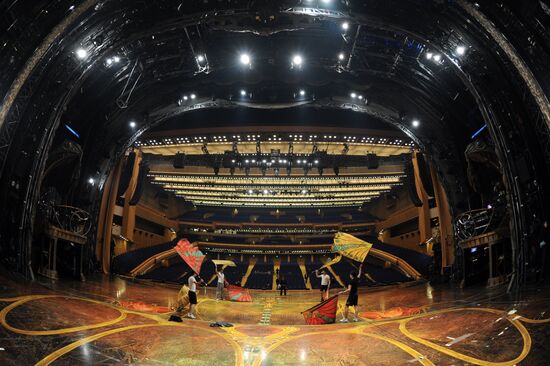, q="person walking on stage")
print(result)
[315,269,331,302]
[215,267,225,301]
[279,276,288,296]
[187,273,202,319]
[338,264,363,322]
